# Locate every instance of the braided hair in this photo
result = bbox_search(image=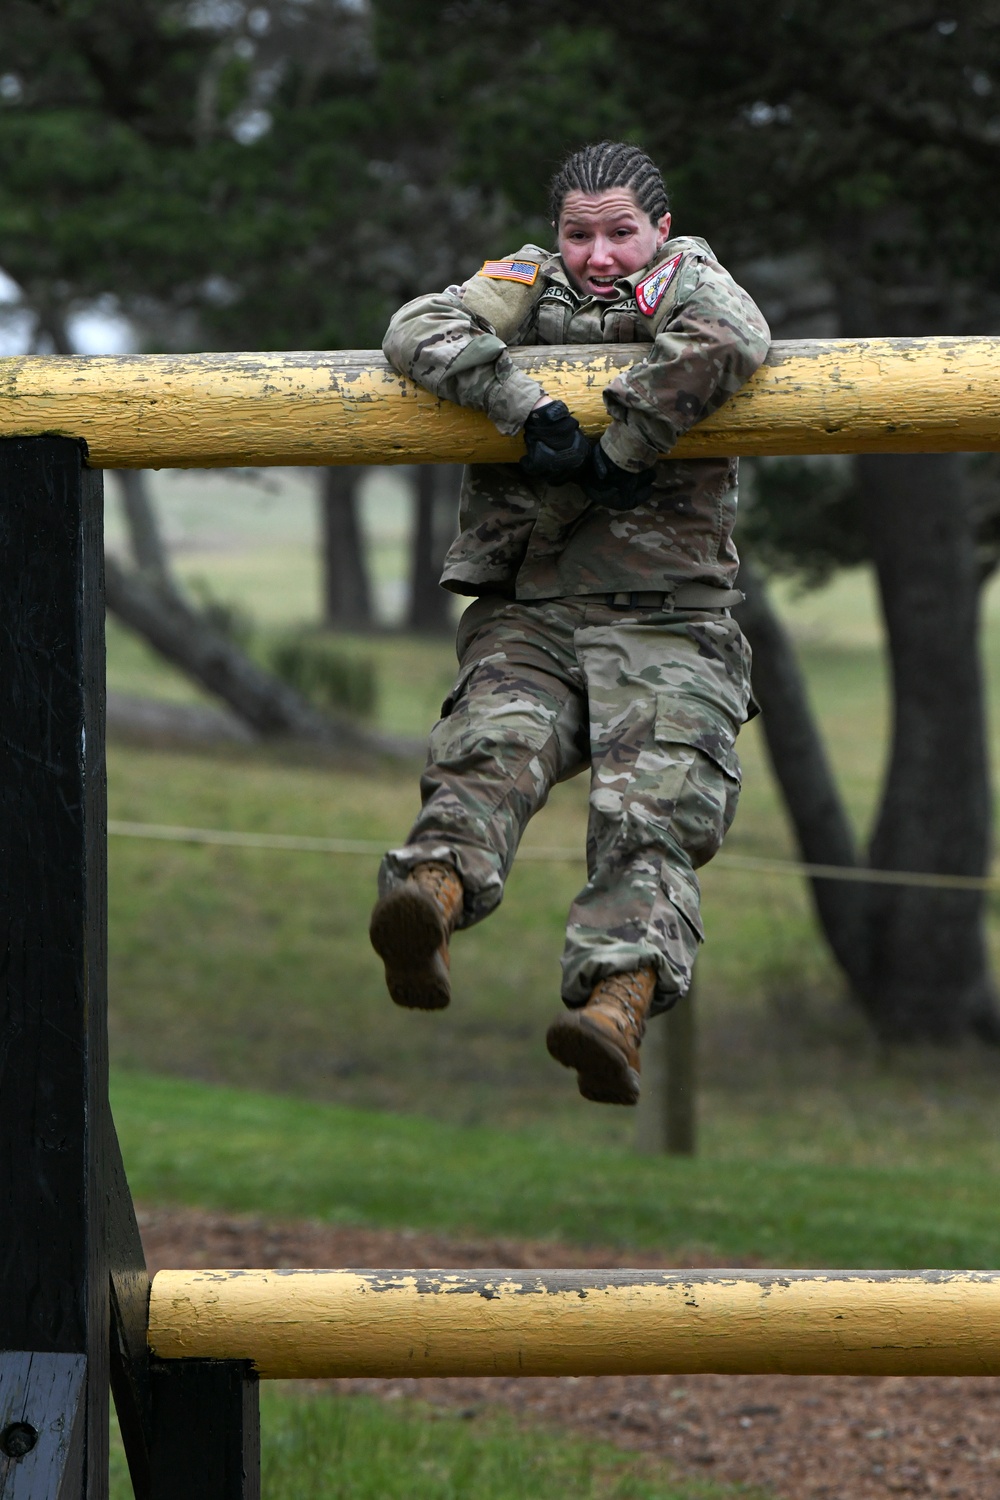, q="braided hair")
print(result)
[549,142,669,226]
